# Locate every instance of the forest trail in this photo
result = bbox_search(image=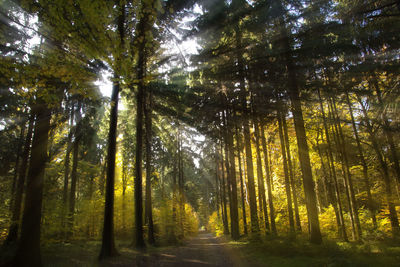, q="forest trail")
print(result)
[132,231,246,267]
